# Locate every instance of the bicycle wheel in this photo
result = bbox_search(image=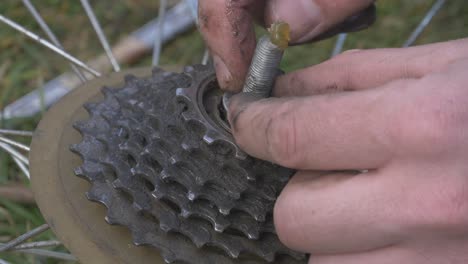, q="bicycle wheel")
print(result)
[0,1,467,263]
